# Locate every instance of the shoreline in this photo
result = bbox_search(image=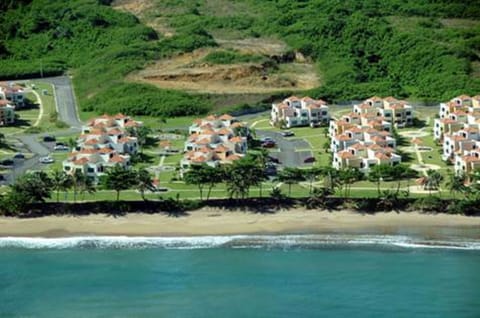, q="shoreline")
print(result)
[1,208,480,239]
